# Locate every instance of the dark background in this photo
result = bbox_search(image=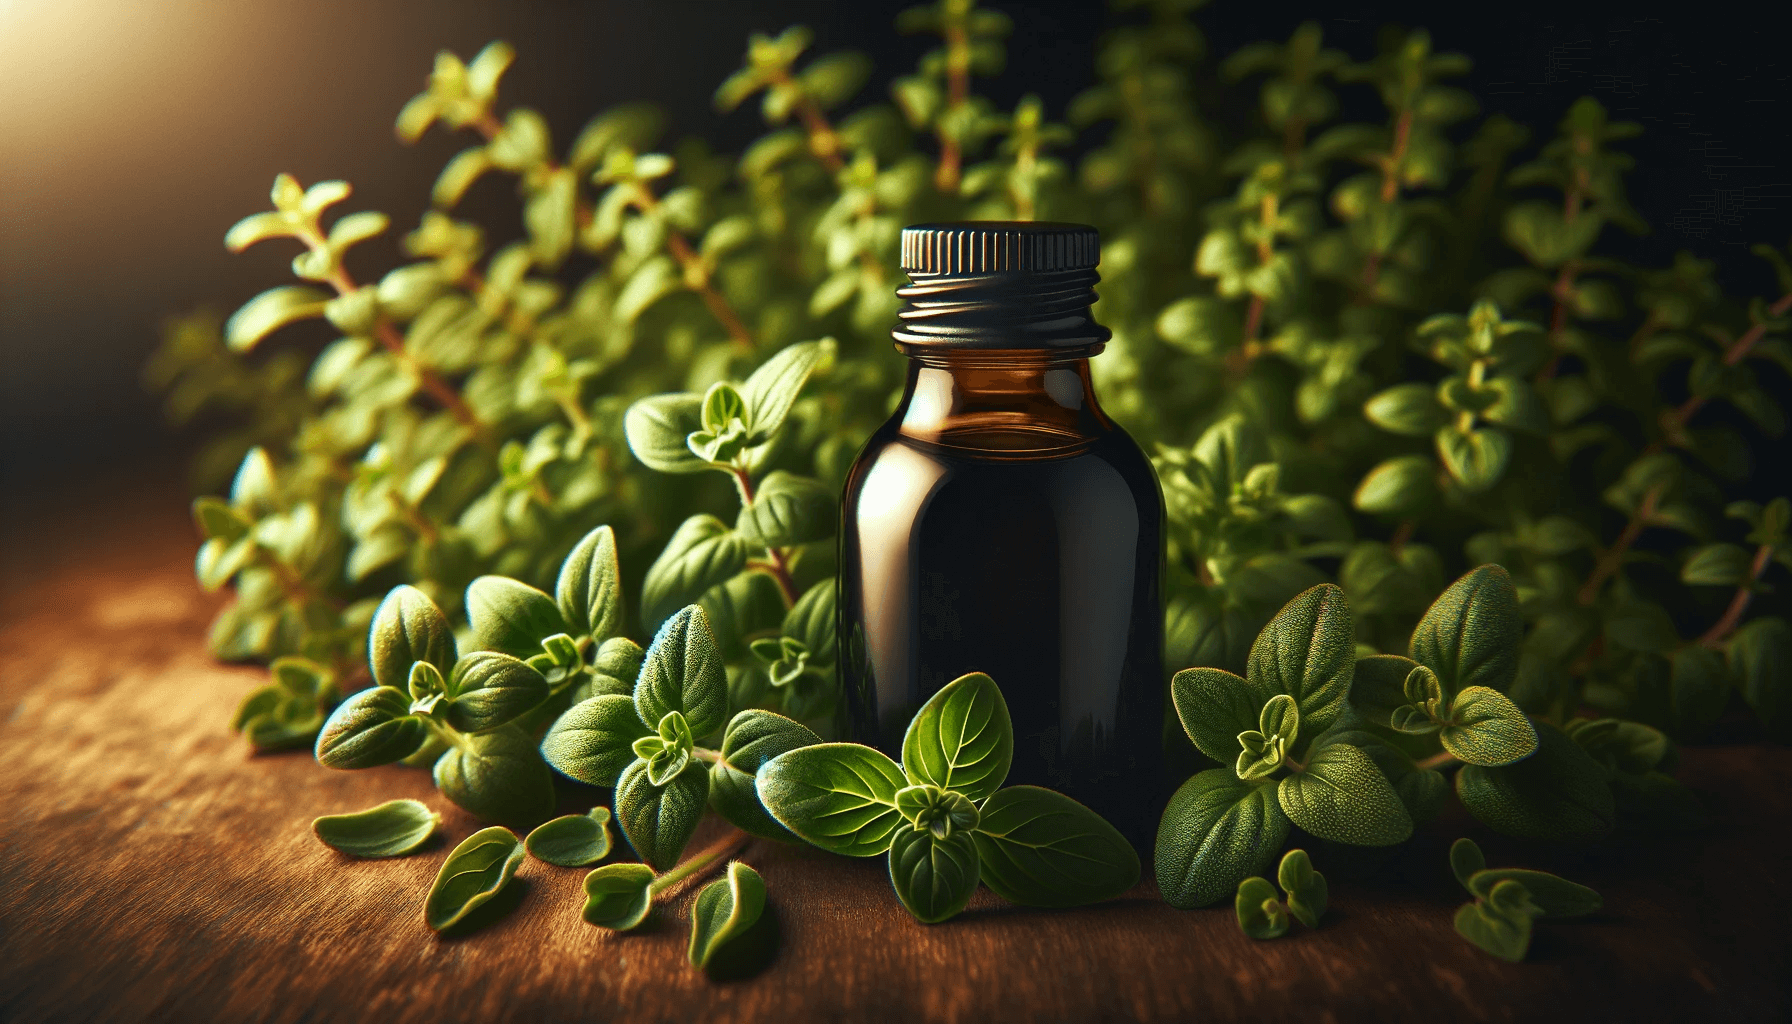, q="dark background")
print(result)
[1,0,1787,492]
